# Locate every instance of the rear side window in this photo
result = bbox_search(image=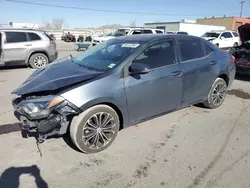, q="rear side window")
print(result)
[131,30,142,35]
[233,32,239,37]
[221,32,233,38]
[27,32,41,41]
[5,32,27,43]
[143,30,153,34]
[156,30,163,34]
[178,39,204,61]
